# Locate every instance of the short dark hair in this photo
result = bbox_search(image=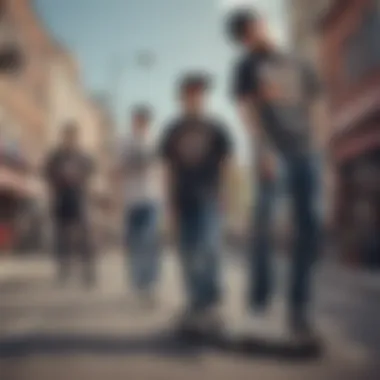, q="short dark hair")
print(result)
[178,72,211,94]
[131,105,152,120]
[227,8,258,42]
